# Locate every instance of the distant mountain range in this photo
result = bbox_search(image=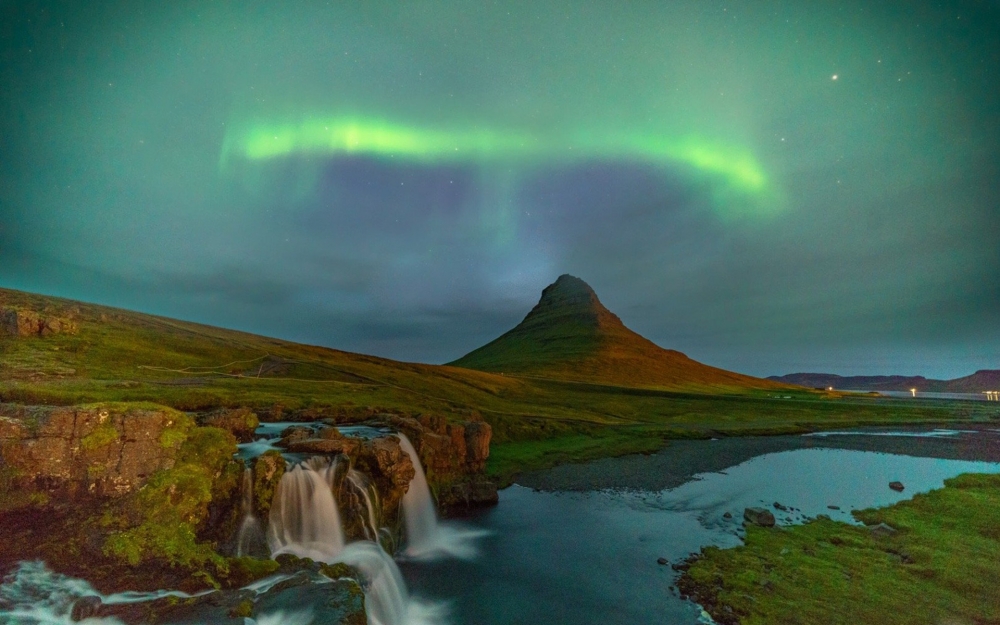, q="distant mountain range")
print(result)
[768,370,1000,393]
[450,274,785,392]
